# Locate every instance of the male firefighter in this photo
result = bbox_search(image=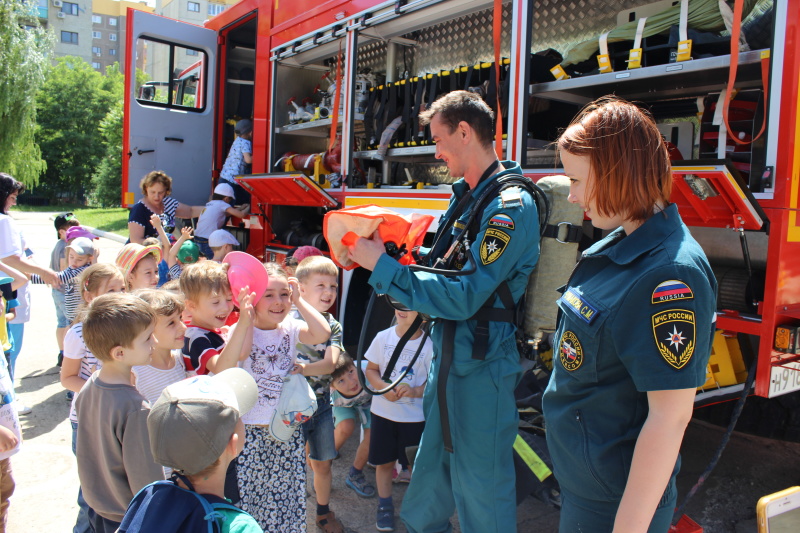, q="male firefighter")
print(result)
[348,90,540,533]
